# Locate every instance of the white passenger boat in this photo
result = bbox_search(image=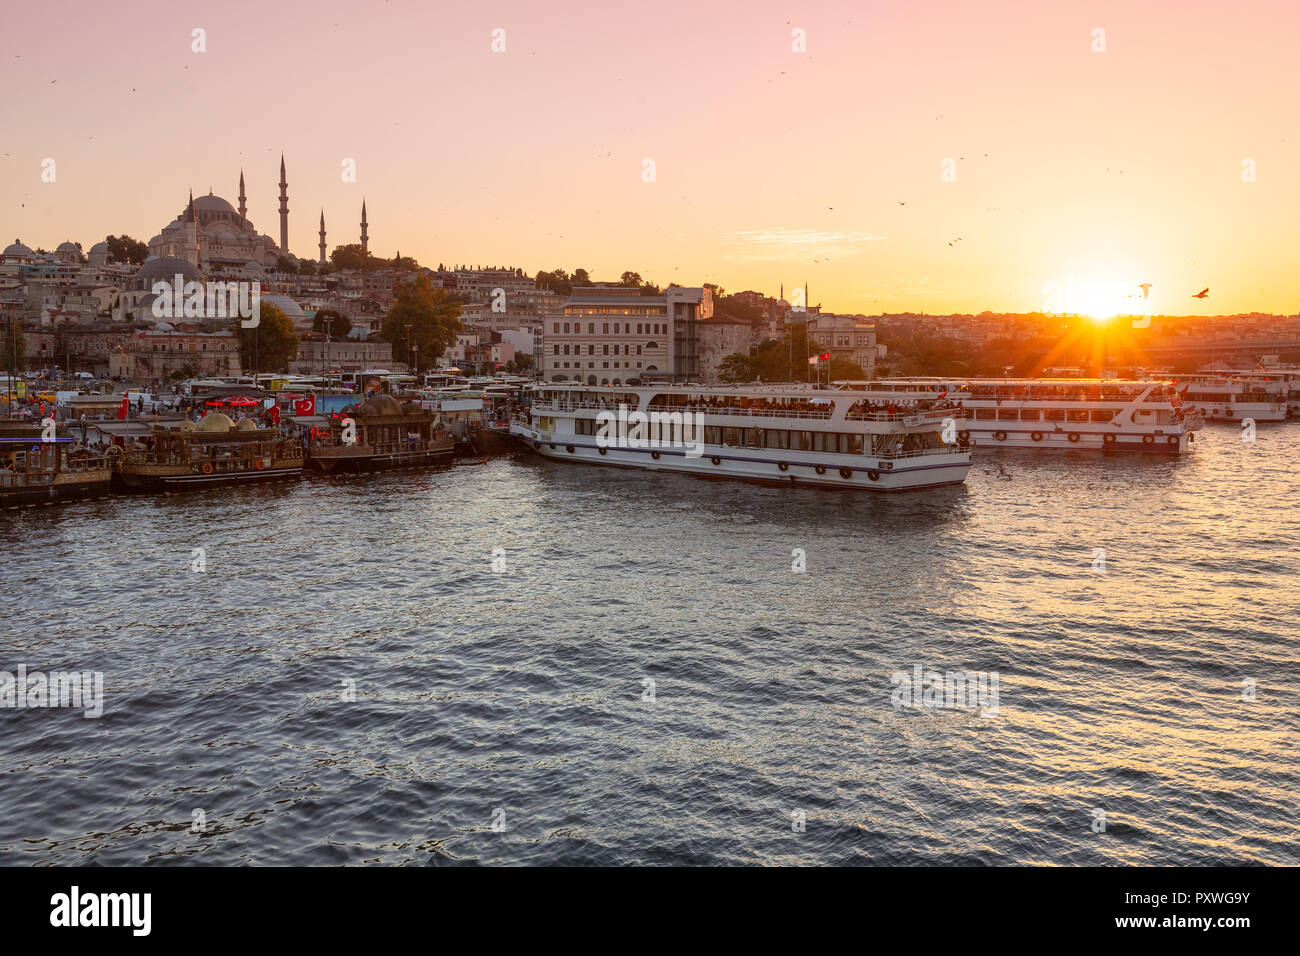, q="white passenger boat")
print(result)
[509,384,973,491]
[840,378,1201,454]
[1170,373,1288,423]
